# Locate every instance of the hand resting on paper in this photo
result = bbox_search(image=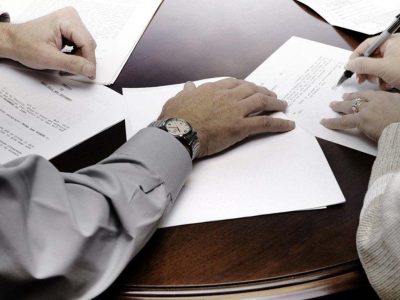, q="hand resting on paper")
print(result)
[0,7,96,78]
[159,78,295,157]
[321,90,400,142]
[346,34,400,90]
